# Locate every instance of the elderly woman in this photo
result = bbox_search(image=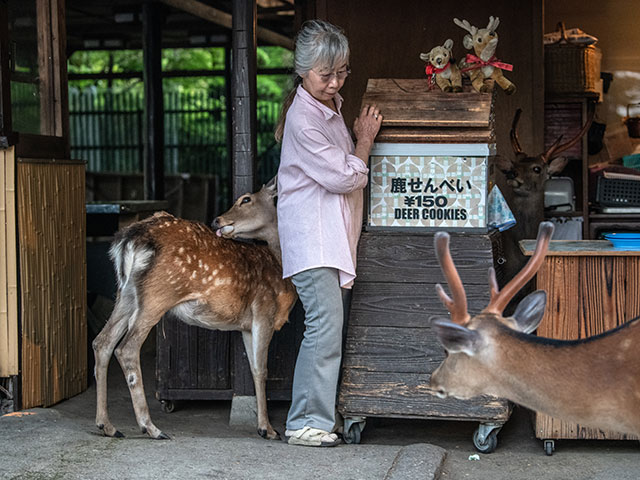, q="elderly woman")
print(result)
[275,19,382,447]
